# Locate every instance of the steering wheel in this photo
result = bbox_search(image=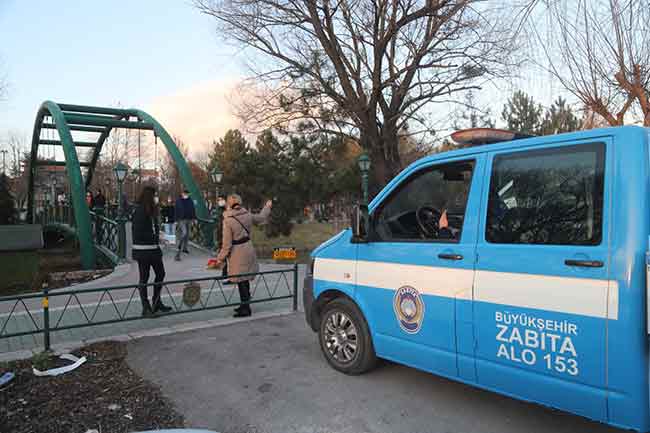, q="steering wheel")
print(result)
[416,205,441,238]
